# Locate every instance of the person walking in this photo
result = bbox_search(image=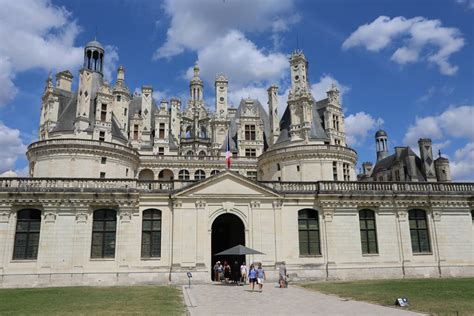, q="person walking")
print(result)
[279,261,287,288]
[256,262,266,292]
[248,264,257,291]
[213,261,219,282]
[240,262,248,284]
[217,261,223,282]
[223,261,231,283]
